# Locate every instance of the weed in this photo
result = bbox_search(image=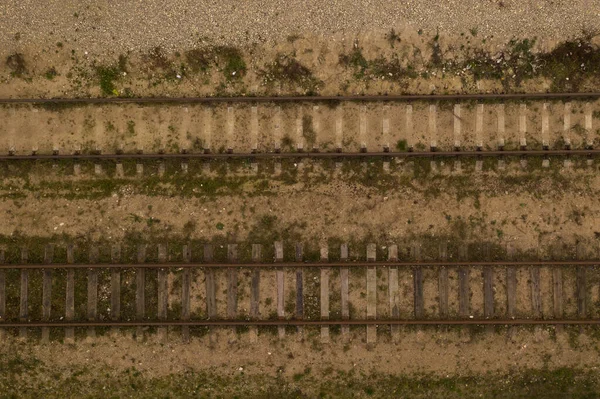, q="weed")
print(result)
[214,46,246,80]
[96,66,120,96]
[339,44,368,79]
[118,54,129,72]
[286,34,302,43]
[385,29,401,48]
[44,67,58,80]
[6,53,27,77]
[340,43,415,83]
[429,32,443,67]
[259,54,322,93]
[396,139,408,151]
[127,121,136,137]
[370,56,417,82]
[145,46,172,70]
[185,48,211,73]
[538,38,600,91]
